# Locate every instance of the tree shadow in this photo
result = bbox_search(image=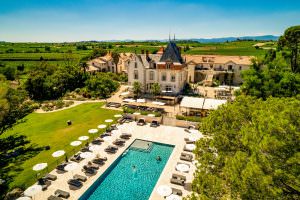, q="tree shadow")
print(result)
[0,134,44,198]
